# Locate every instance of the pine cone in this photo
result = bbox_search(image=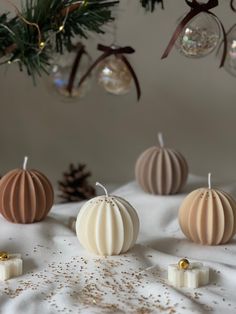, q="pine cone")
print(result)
[58,163,96,203]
